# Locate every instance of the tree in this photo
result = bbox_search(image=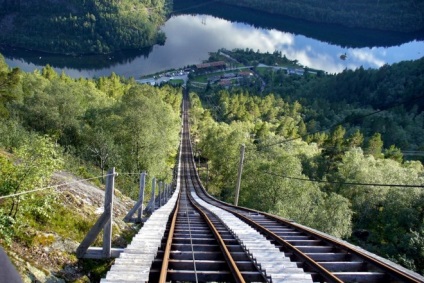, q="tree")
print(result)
[0,63,21,118]
[366,133,384,158]
[111,85,180,188]
[0,135,63,218]
[84,128,117,182]
[321,125,346,174]
[241,147,352,238]
[346,129,364,148]
[384,145,403,163]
